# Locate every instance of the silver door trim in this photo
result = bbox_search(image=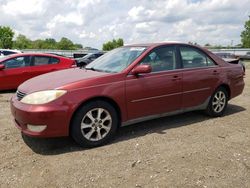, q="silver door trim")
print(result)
[122,97,210,126]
